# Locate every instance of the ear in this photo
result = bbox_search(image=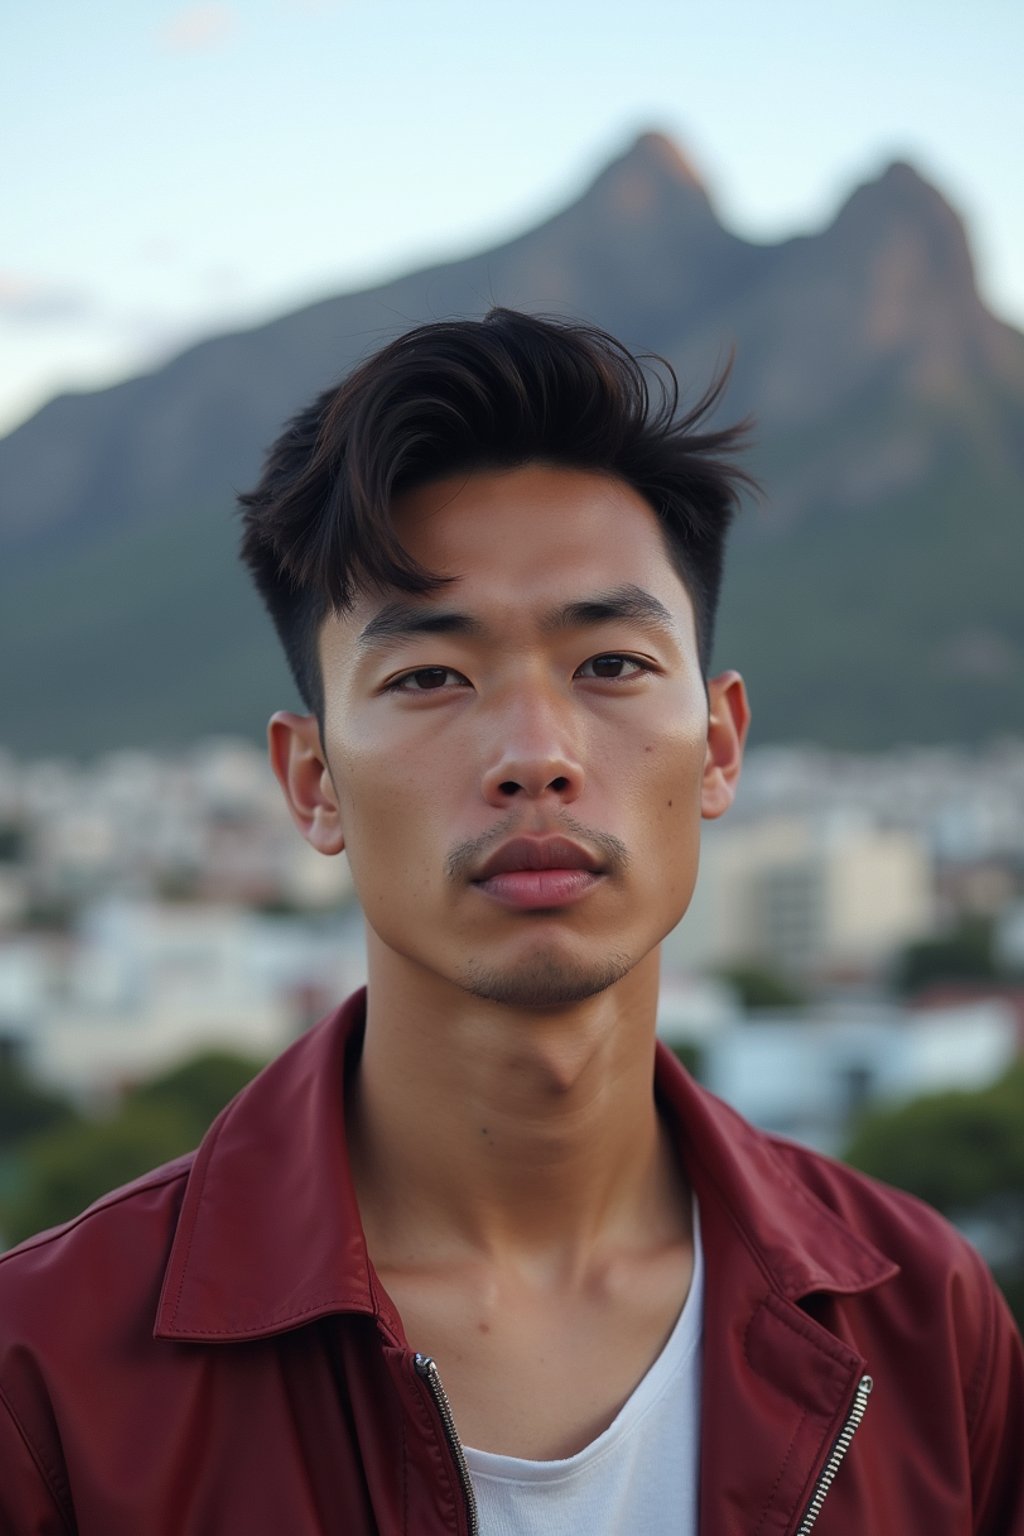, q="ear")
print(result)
[701,670,749,821]
[267,711,345,855]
